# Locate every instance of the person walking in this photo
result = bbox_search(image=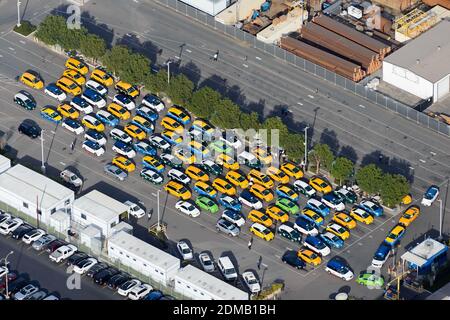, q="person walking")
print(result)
[213,50,219,61]
[147,208,153,222]
[257,255,262,270]
[248,236,253,250]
